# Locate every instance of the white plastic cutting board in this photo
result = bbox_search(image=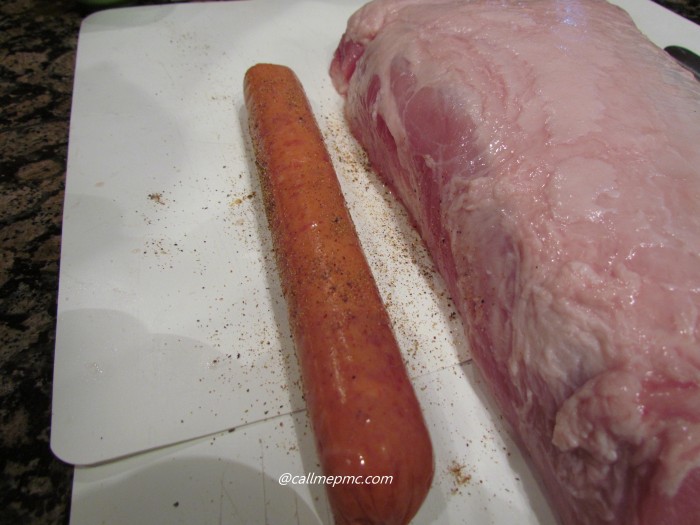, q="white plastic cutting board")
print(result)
[53,0,472,466]
[56,0,699,522]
